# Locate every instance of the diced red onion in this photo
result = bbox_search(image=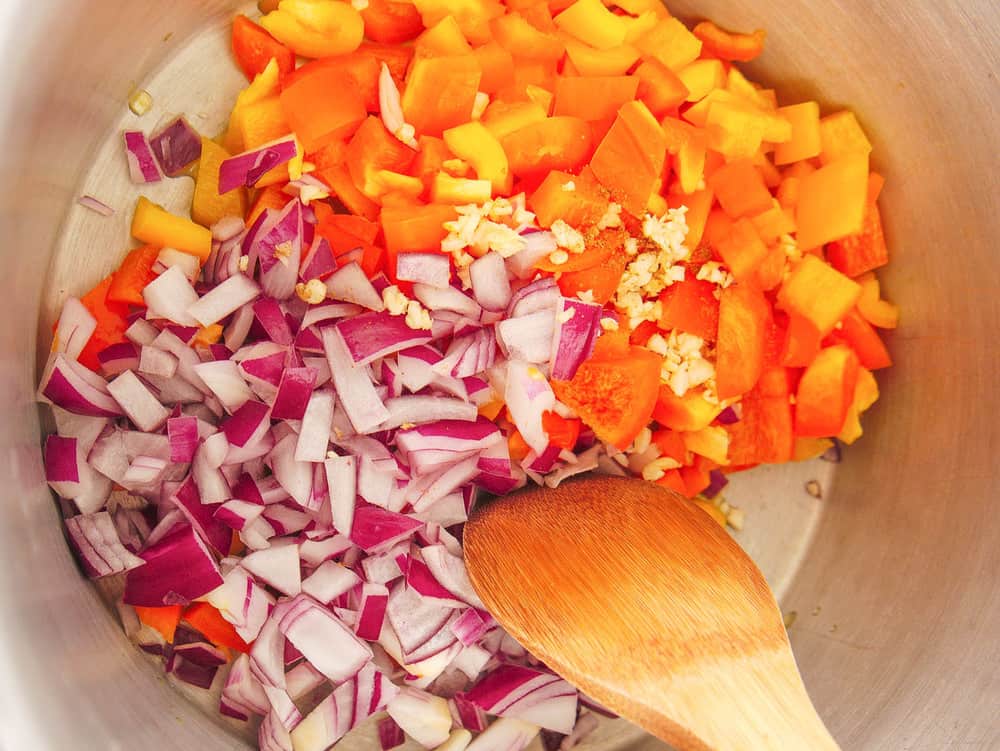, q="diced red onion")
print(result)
[253,297,296,345]
[452,694,489,733]
[150,116,202,176]
[450,609,492,648]
[466,718,541,751]
[336,311,434,367]
[300,235,337,282]
[413,284,482,320]
[45,435,80,486]
[379,716,406,751]
[173,655,220,689]
[123,130,163,183]
[507,278,560,319]
[356,582,390,640]
[279,594,373,683]
[269,433,314,509]
[215,499,265,531]
[219,136,298,193]
[77,195,115,216]
[350,506,423,555]
[192,359,252,413]
[504,361,556,454]
[421,545,485,609]
[324,455,357,537]
[222,400,271,447]
[143,265,200,326]
[106,371,169,432]
[379,396,477,431]
[470,252,512,312]
[54,297,97,362]
[294,389,336,463]
[821,441,843,463]
[465,665,577,734]
[386,686,454,748]
[39,354,123,417]
[701,469,729,499]
[302,560,360,604]
[715,405,741,425]
[326,262,385,311]
[496,310,555,365]
[174,641,228,667]
[97,342,140,377]
[242,544,302,597]
[397,253,452,288]
[65,511,145,578]
[549,298,602,381]
[139,345,178,379]
[322,326,390,434]
[188,272,261,327]
[123,523,223,606]
[170,476,232,555]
